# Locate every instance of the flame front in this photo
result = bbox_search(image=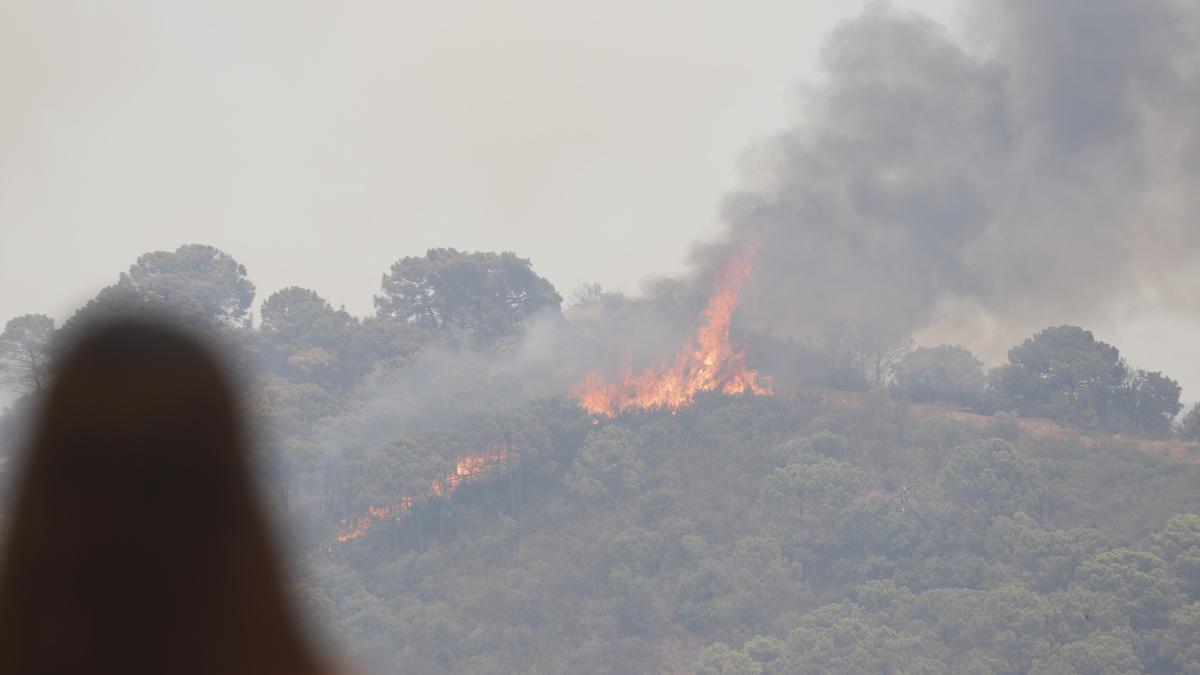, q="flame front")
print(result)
[572,243,771,416]
[336,244,769,541]
[336,444,512,543]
